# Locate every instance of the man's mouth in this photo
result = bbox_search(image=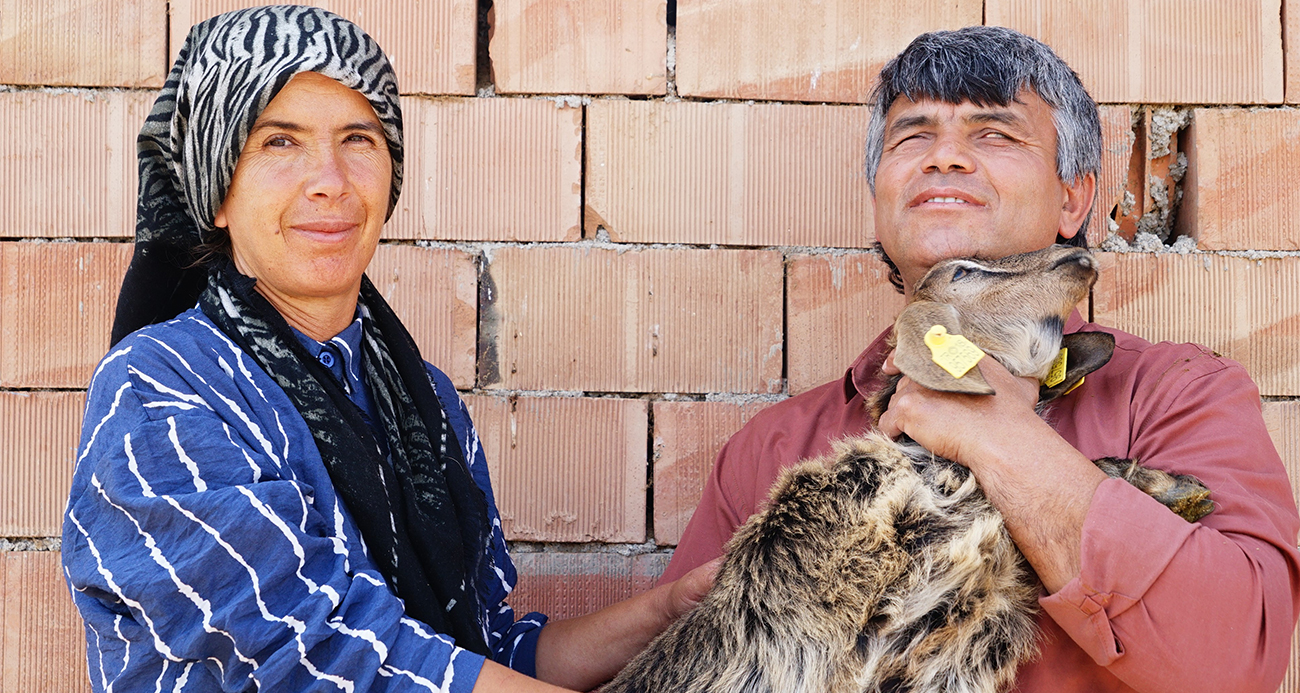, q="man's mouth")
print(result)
[909,190,982,207]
